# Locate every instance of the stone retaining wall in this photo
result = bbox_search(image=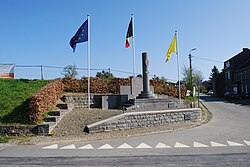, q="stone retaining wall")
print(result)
[84,108,201,133]
[0,124,49,137]
[0,125,37,136]
[63,95,94,108]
